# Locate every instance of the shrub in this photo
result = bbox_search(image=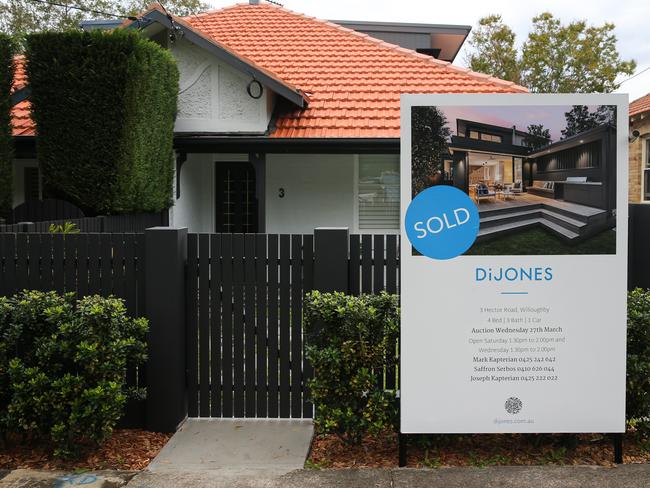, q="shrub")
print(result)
[26,30,179,215]
[0,34,14,218]
[304,291,399,444]
[0,290,148,456]
[627,288,650,434]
